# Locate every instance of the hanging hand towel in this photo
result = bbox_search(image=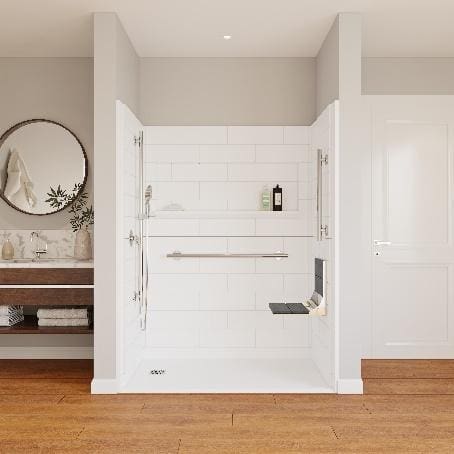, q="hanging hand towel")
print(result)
[4,149,37,210]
